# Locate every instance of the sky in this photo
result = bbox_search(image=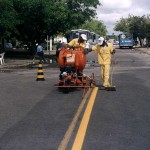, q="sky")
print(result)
[96,0,150,35]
